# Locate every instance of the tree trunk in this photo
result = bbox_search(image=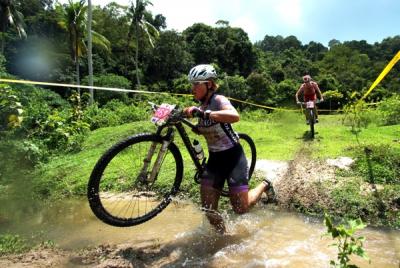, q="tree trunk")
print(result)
[0,37,4,54]
[75,56,80,94]
[75,35,80,95]
[0,24,6,54]
[124,20,134,77]
[87,0,94,105]
[135,21,140,89]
